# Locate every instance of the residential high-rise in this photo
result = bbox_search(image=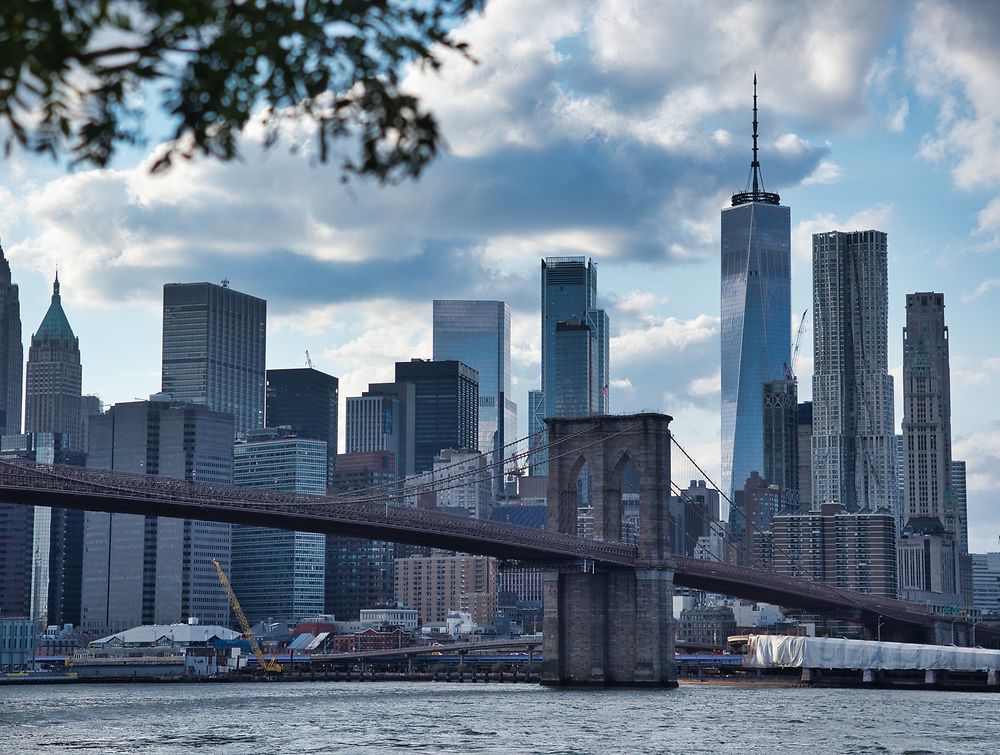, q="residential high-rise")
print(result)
[762,378,798,498]
[265,367,339,484]
[771,503,898,597]
[0,433,86,627]
[811,230,895,512]
[80,399,234,633]
[25,273,83,449]
[0,243,22,436]
[394,554,496,625]
[394,359,479,474]
[161,281,266,435]
[433,300,517,469]
[720,78,791,503]
[232,429,327,625]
